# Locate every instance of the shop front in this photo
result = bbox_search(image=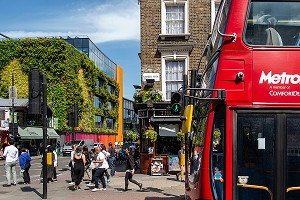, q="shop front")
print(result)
[17,126,60,155]
[135,102,182,175]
